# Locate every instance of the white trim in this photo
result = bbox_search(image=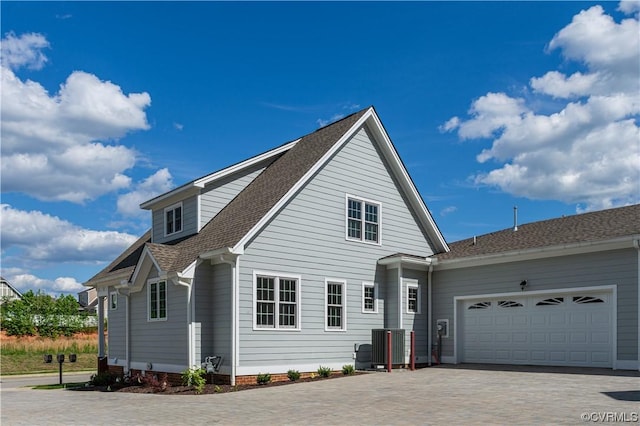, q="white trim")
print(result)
[325,278,347,332]
[196,193,202,232]
[233,111,370,253]
[345,194,382,246]
[147,279,168,322]
[634,239,640,372]
[140,140,299,210]
[452,285,617,368]
[361,282,378,314]
[252,270,302,331]
[236,362,347,376]
[129,361,187,374]
[108,357,127,366]
[163,202,183,237]
[404,279,421,315]
[435,236,639,270]
[365,111,449,253]
[129,246,163,291]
